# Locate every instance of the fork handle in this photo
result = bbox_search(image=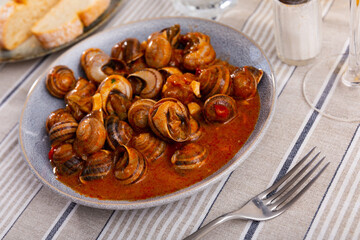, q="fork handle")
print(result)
[183,213,238,240]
